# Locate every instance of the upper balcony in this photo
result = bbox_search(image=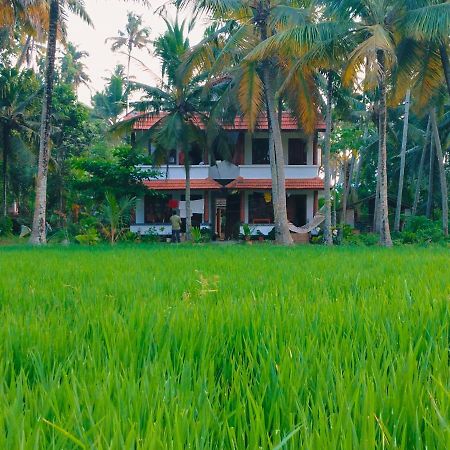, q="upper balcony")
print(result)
[239,165,320,179]
[140,163,320,181]
[140,165,210,180]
